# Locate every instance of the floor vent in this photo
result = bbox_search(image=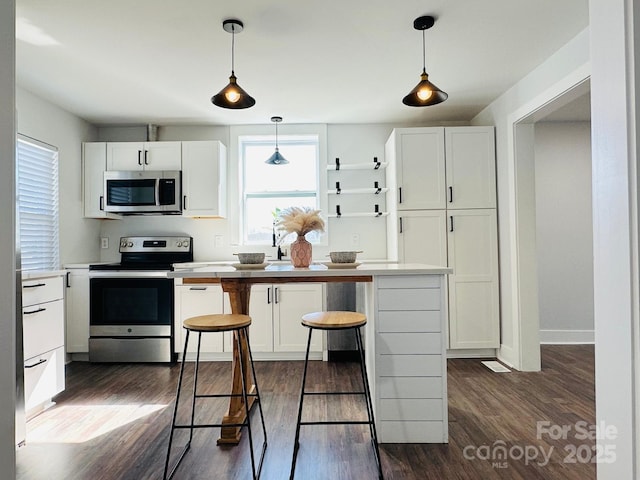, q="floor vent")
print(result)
[481,360,511,373]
